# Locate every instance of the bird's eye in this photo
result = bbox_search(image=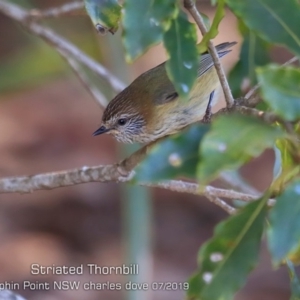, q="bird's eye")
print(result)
[118,118,127,126]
